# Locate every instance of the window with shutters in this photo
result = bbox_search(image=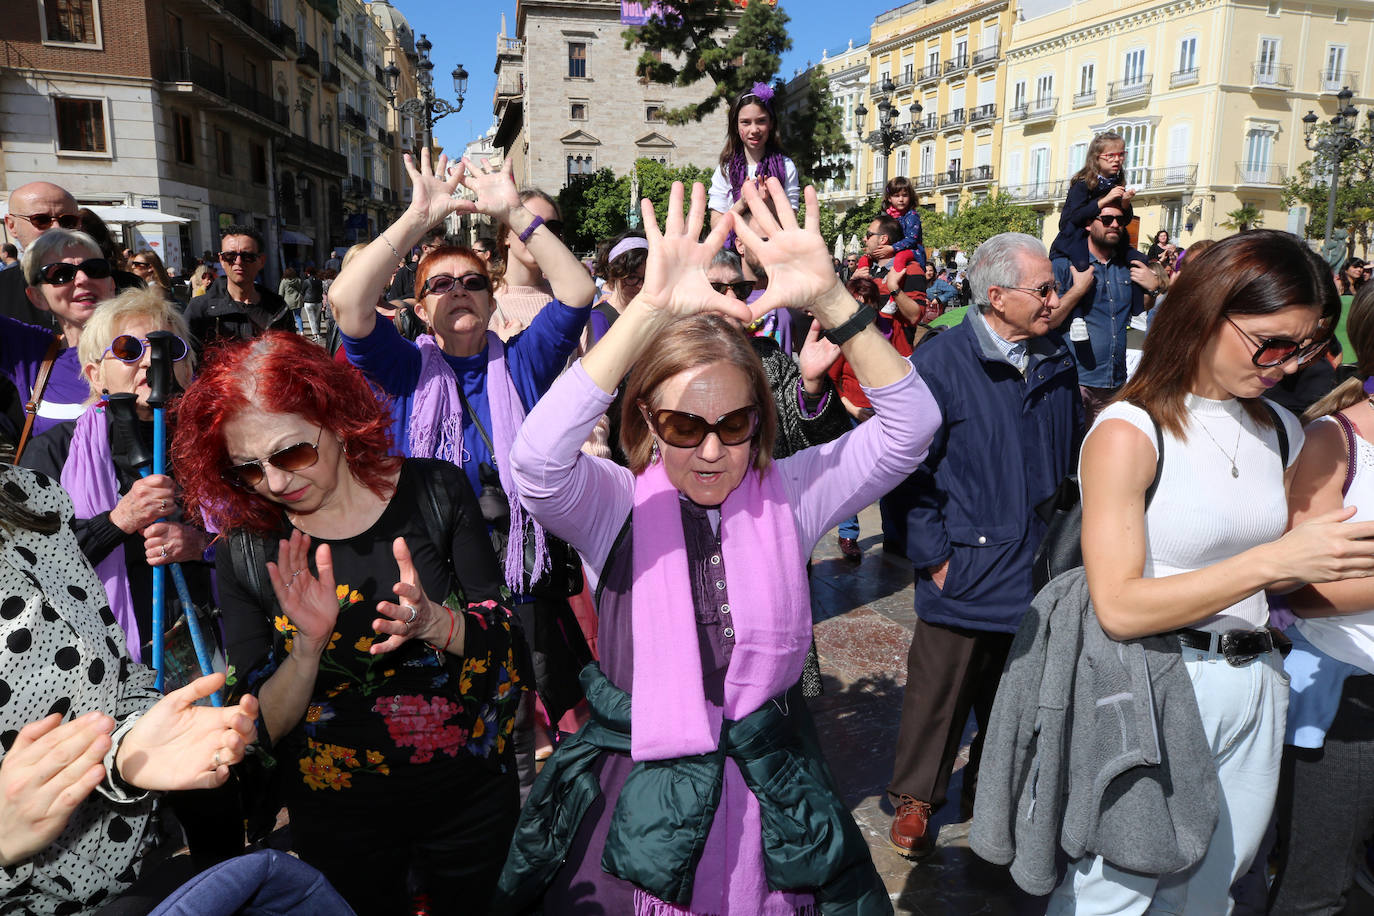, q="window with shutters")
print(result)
[173,112,195,165]
[568,42,587,79]
[42,0,101,45]
[54,97,108,154]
